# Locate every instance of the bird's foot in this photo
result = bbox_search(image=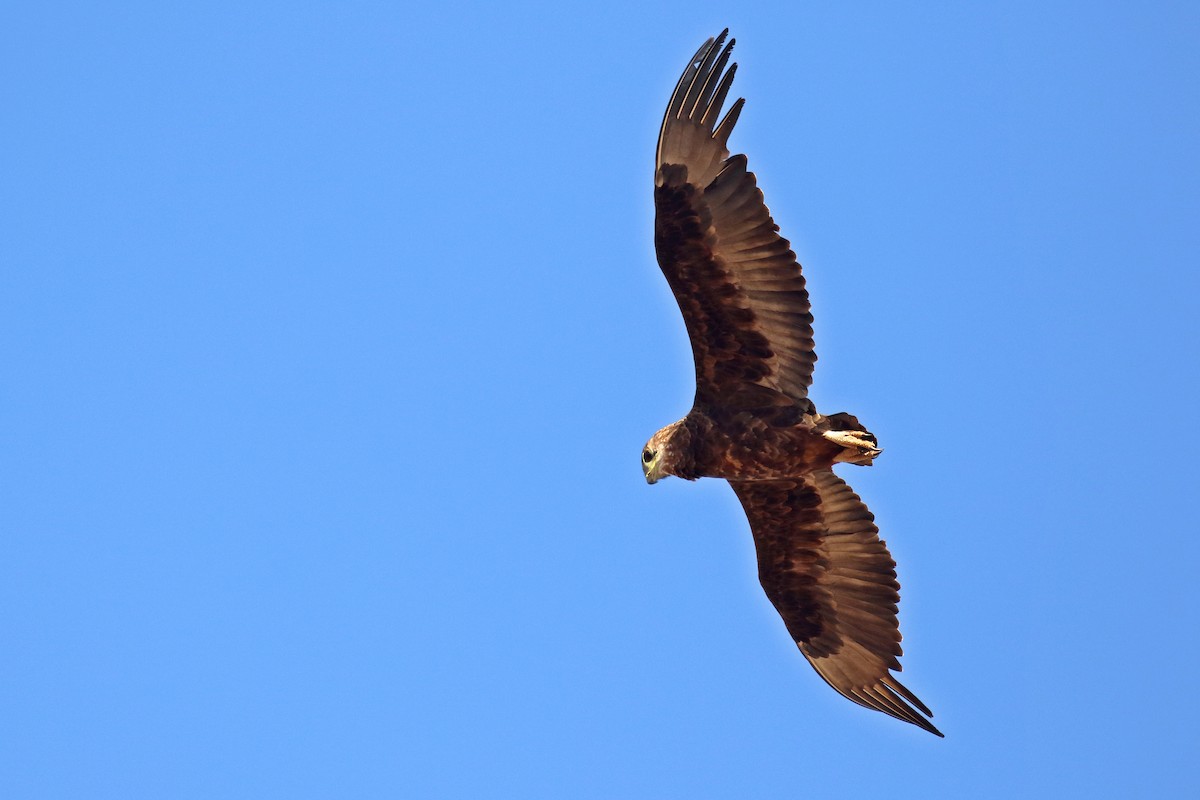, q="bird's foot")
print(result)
[824,429,883,466]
